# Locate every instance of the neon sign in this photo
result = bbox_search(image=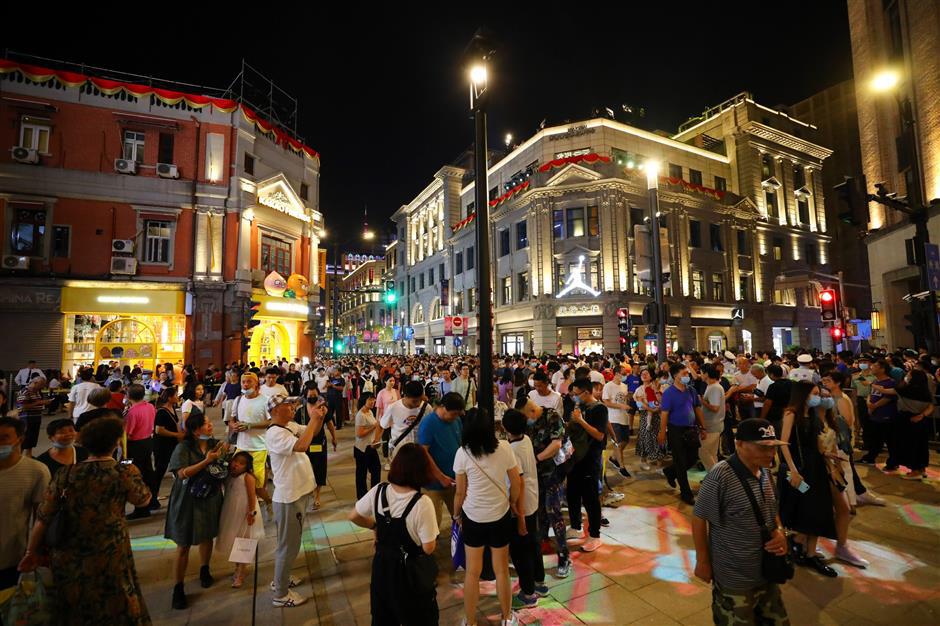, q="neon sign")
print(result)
[556,255,601,298]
